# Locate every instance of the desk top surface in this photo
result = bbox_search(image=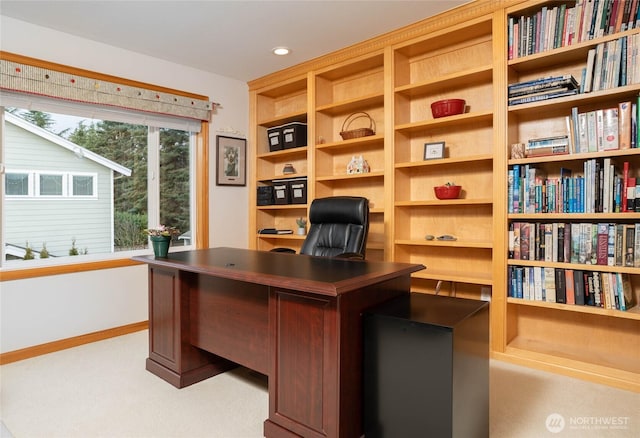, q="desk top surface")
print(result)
[133,247,424,296]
